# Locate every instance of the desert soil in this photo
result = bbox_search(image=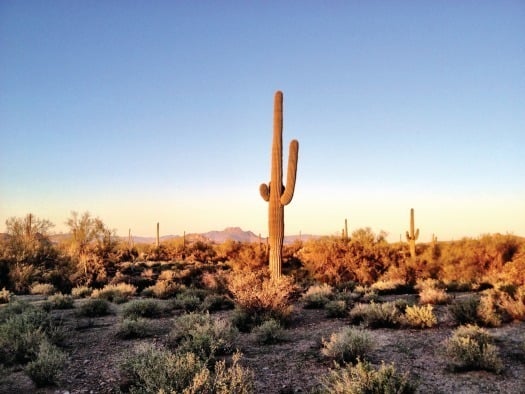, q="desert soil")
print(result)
[1,294,525,394]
